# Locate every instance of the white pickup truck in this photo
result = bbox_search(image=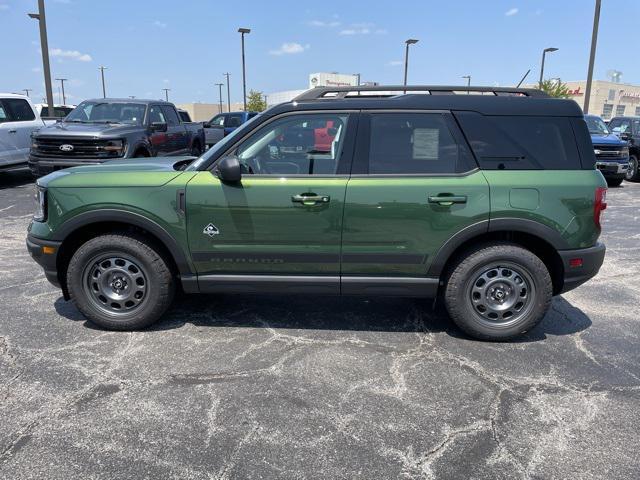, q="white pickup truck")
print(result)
[0,93,53,171]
